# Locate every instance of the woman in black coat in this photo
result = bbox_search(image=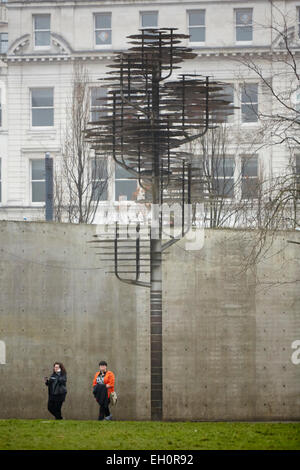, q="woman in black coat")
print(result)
[44,362,67,420]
